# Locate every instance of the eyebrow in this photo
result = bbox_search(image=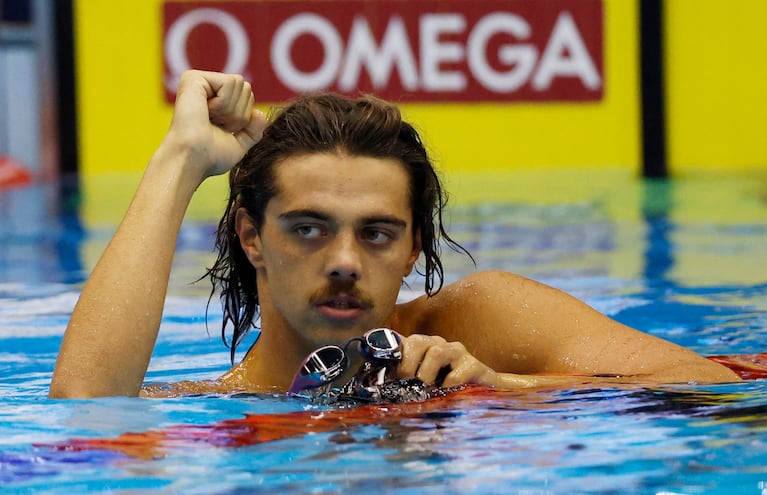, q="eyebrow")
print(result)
[278,209,408,229]
[278,209,331,222]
